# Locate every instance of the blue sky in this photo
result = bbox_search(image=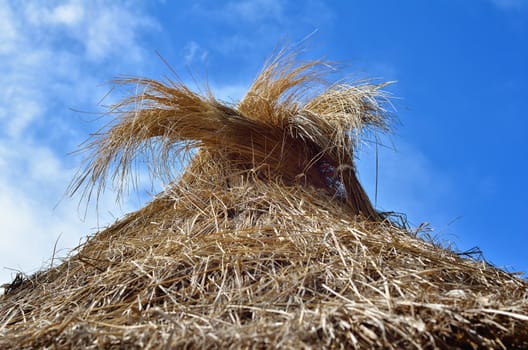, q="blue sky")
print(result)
[1,0,526,286]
